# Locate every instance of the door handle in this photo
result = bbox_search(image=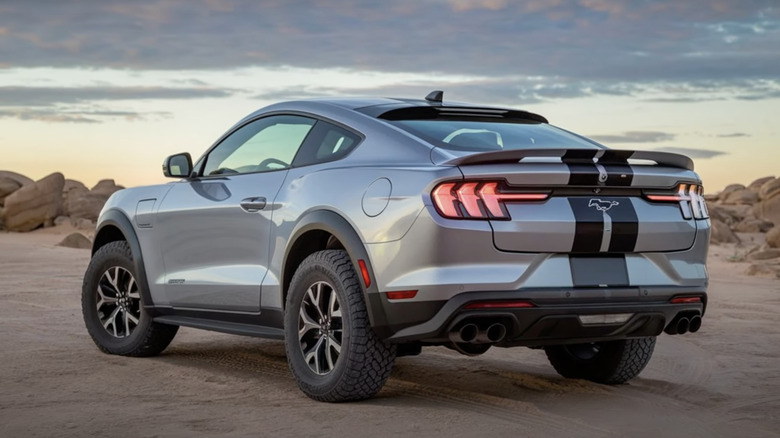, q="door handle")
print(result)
[240,197,267,212]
